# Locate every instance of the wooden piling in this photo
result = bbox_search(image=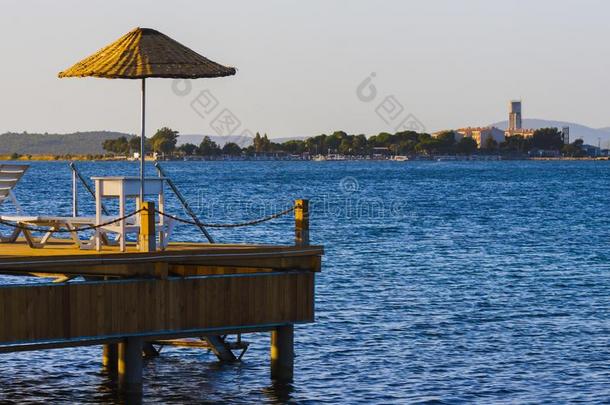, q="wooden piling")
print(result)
[118,337,144,394]
[139,201,156,252]
[102,343,118,372]
[271,325,294,382]
[204,335,237,362]
[142,342,159,358]
[295,199,309,246]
